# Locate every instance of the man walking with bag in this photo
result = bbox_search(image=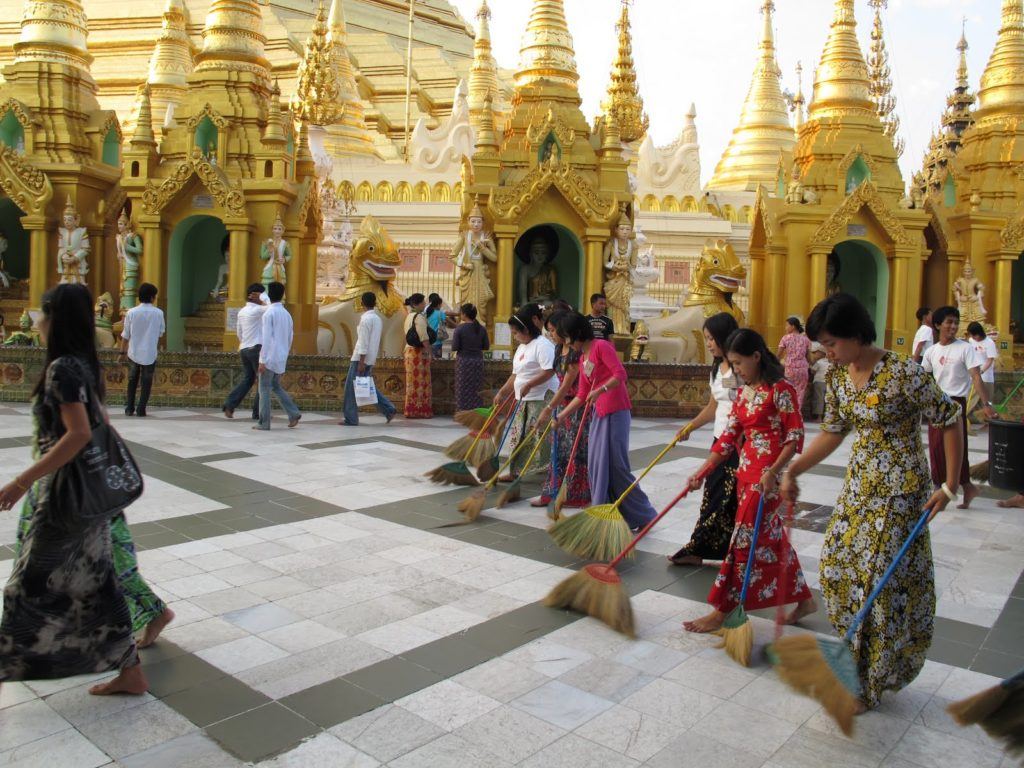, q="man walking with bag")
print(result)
[255,281,301,430]
[223,283,267,420]
[342,291,397,426]
[120,282,164,417]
